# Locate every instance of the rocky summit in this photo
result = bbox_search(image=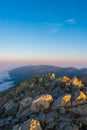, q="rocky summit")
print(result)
[0,74,87,130]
